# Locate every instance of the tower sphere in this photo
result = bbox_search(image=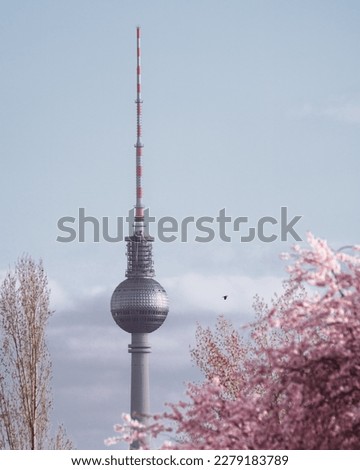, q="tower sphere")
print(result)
[111,277,169,333]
